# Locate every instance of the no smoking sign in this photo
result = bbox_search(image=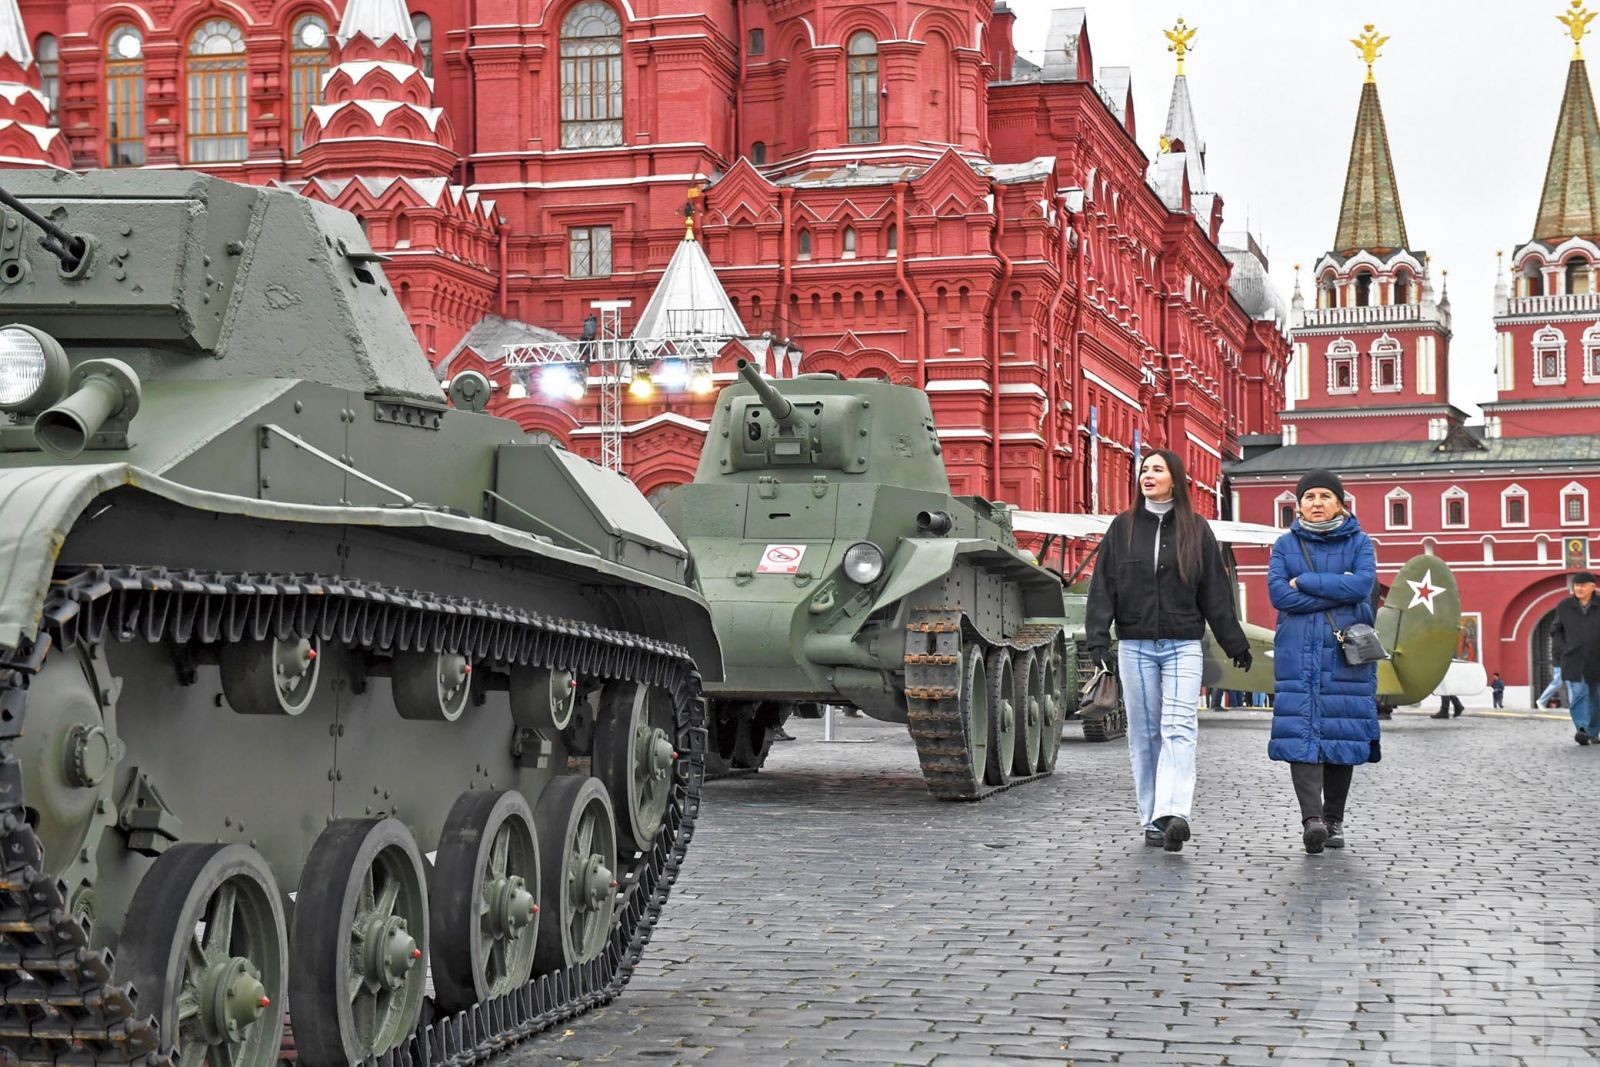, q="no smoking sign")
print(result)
[757,543,807,574]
